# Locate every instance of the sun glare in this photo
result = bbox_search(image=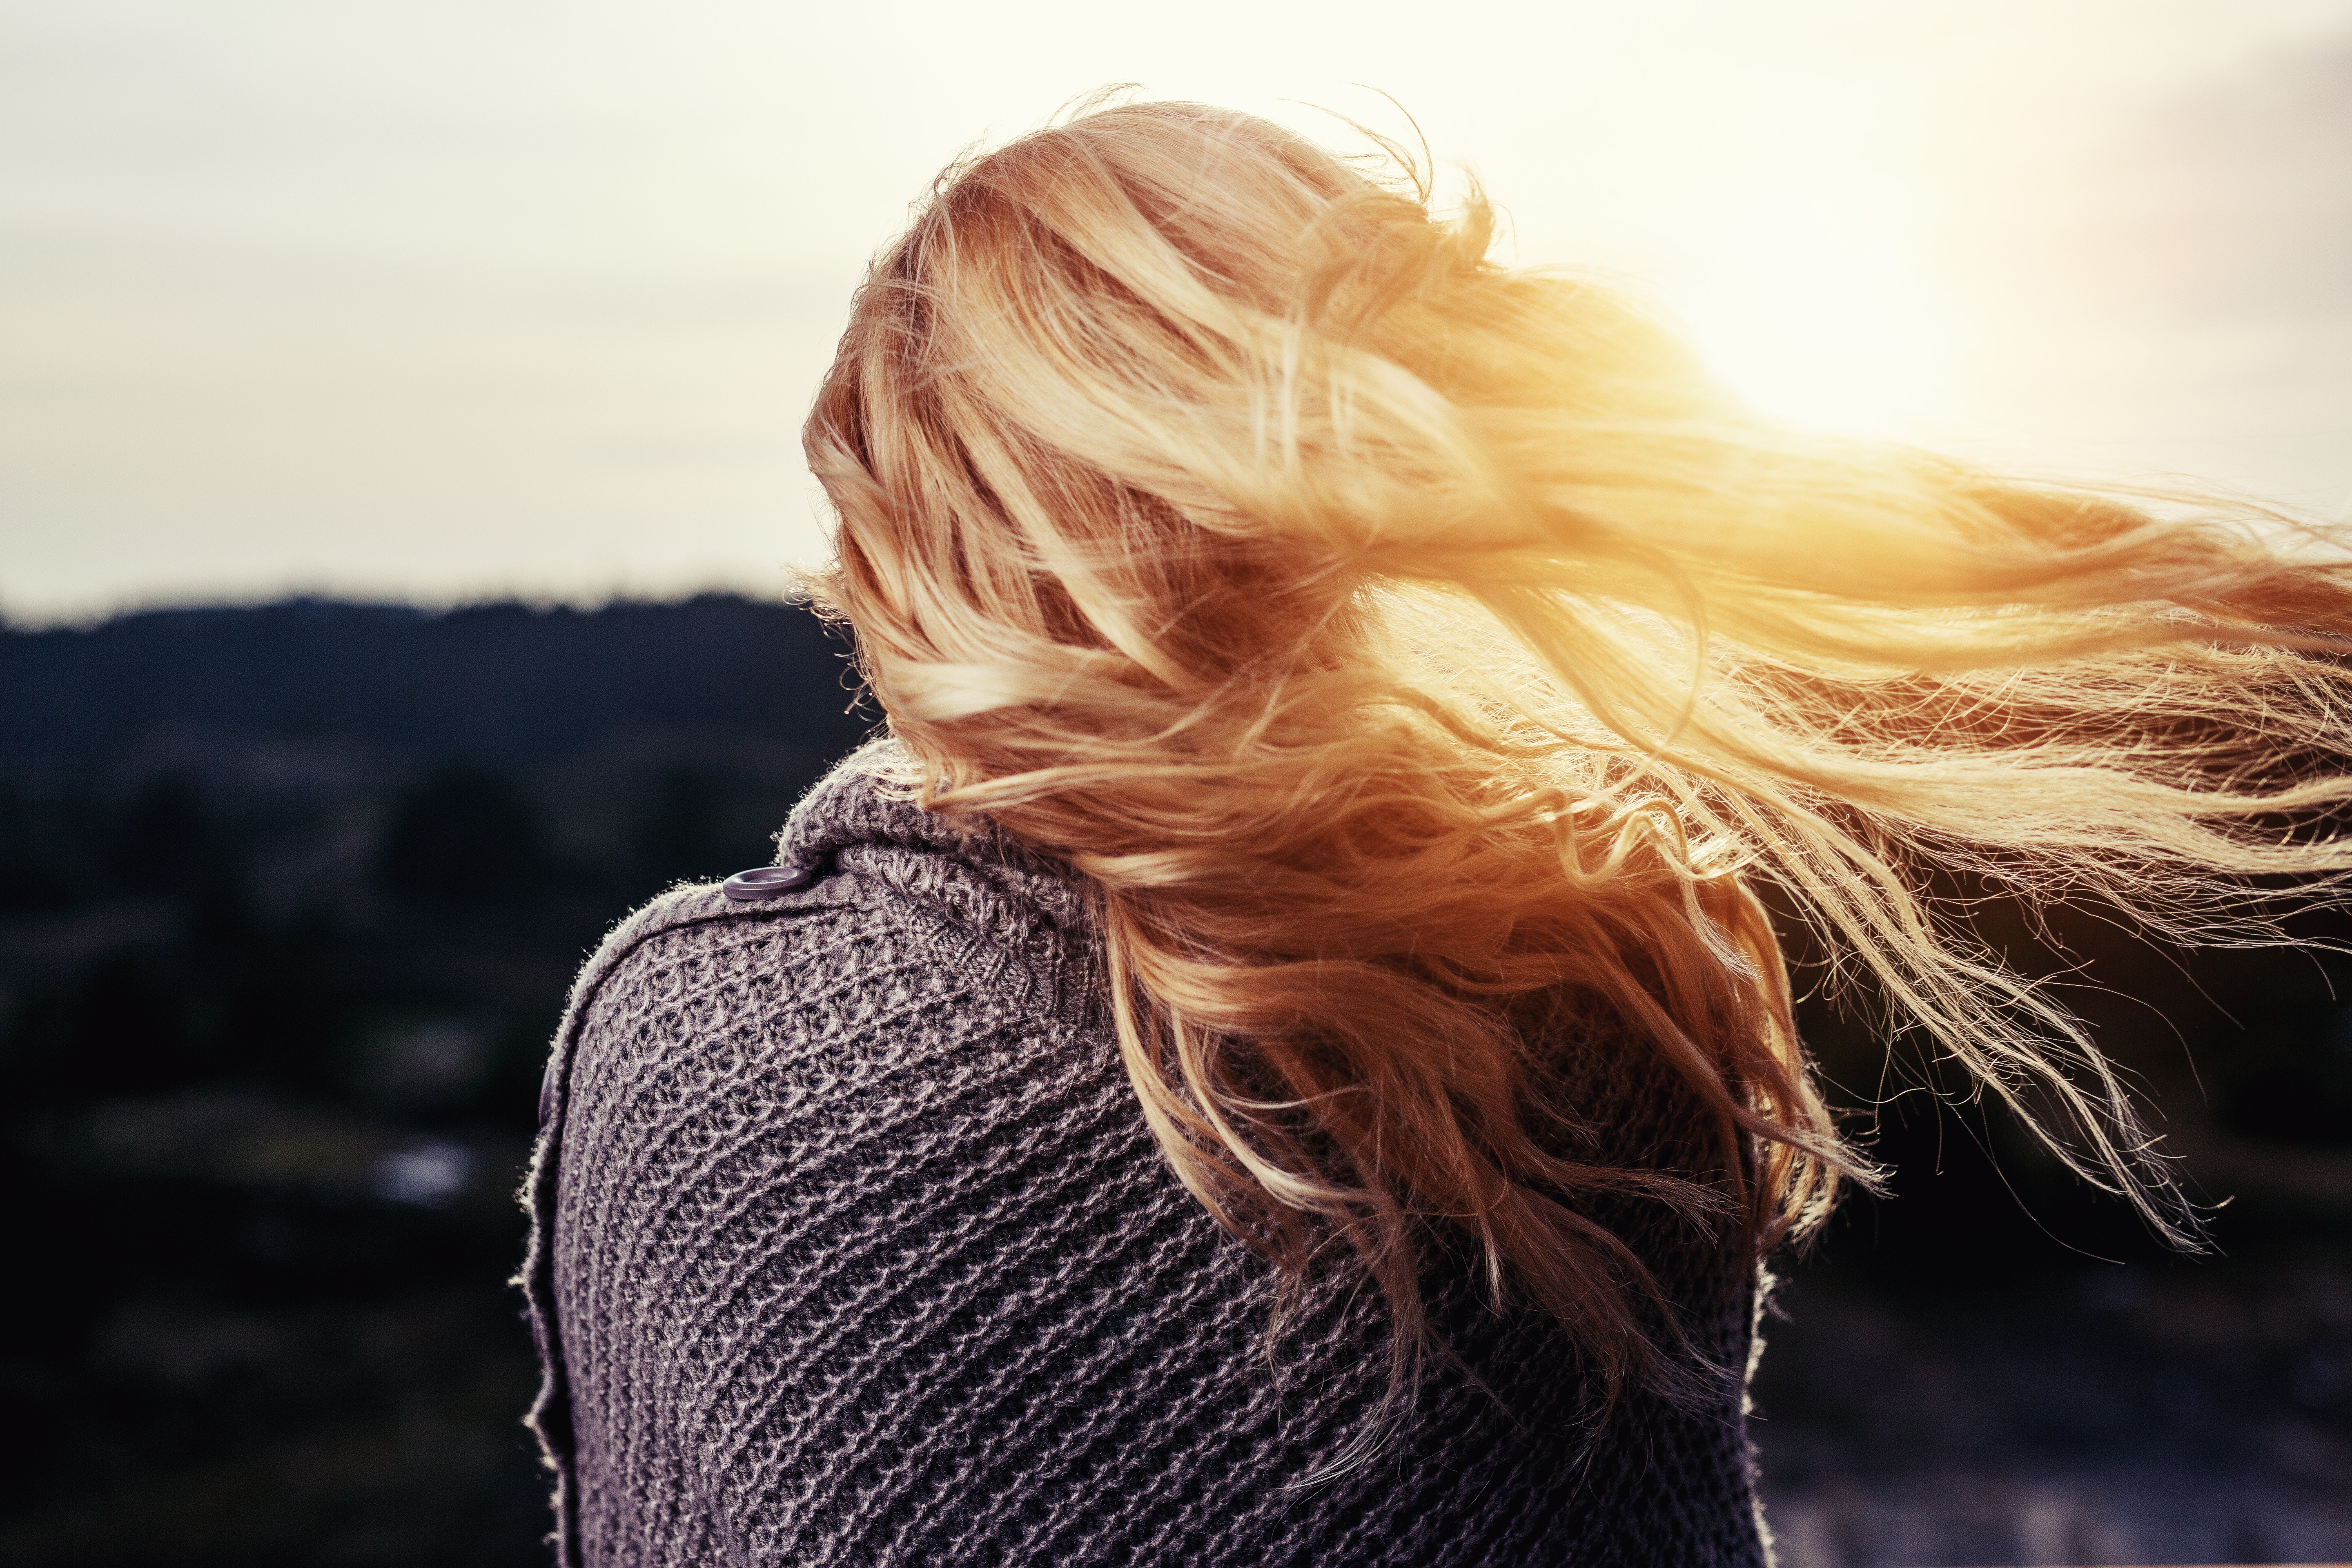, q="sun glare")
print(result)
[1676,184,1944,438]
